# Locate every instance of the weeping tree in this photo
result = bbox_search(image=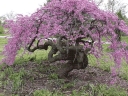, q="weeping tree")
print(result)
[1,0,128,78]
